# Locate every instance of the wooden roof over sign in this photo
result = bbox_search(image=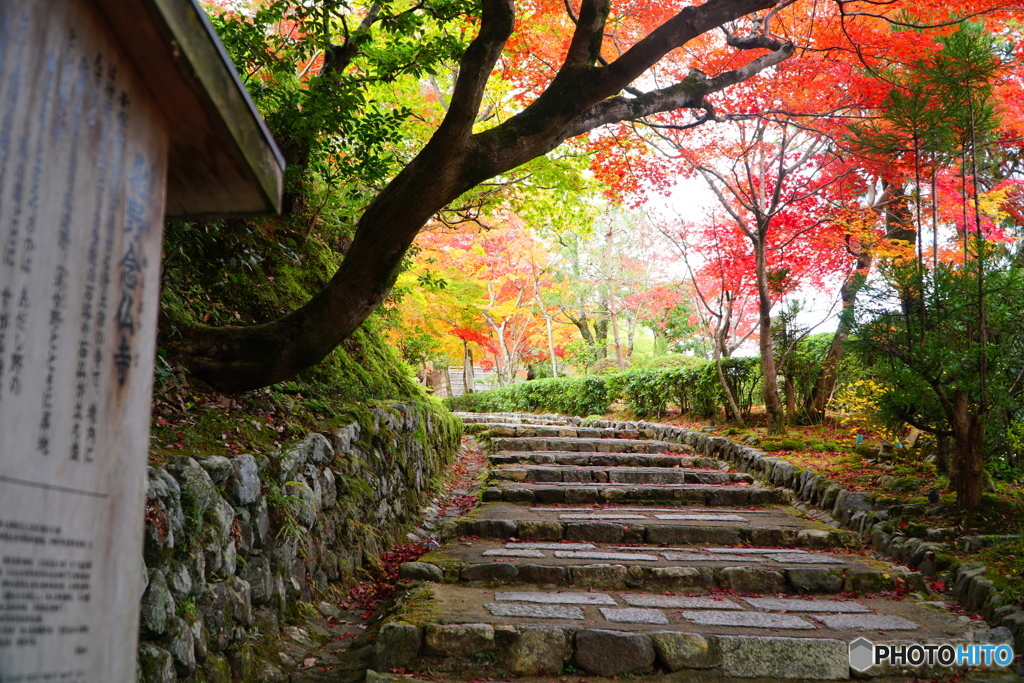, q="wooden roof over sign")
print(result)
[93,0,285,219]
